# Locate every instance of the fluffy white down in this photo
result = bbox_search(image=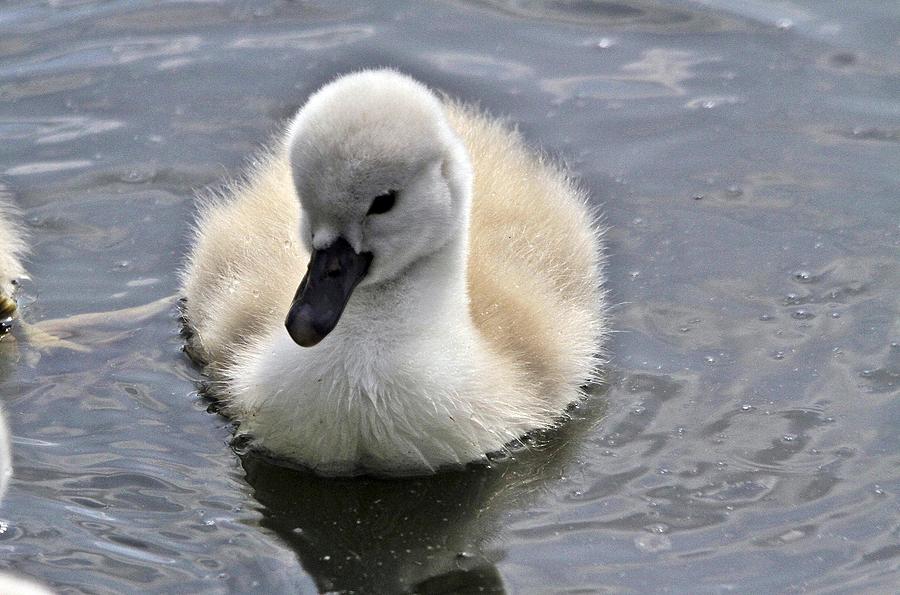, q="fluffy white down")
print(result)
[181,69,607,475]
[0,189,27,319]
